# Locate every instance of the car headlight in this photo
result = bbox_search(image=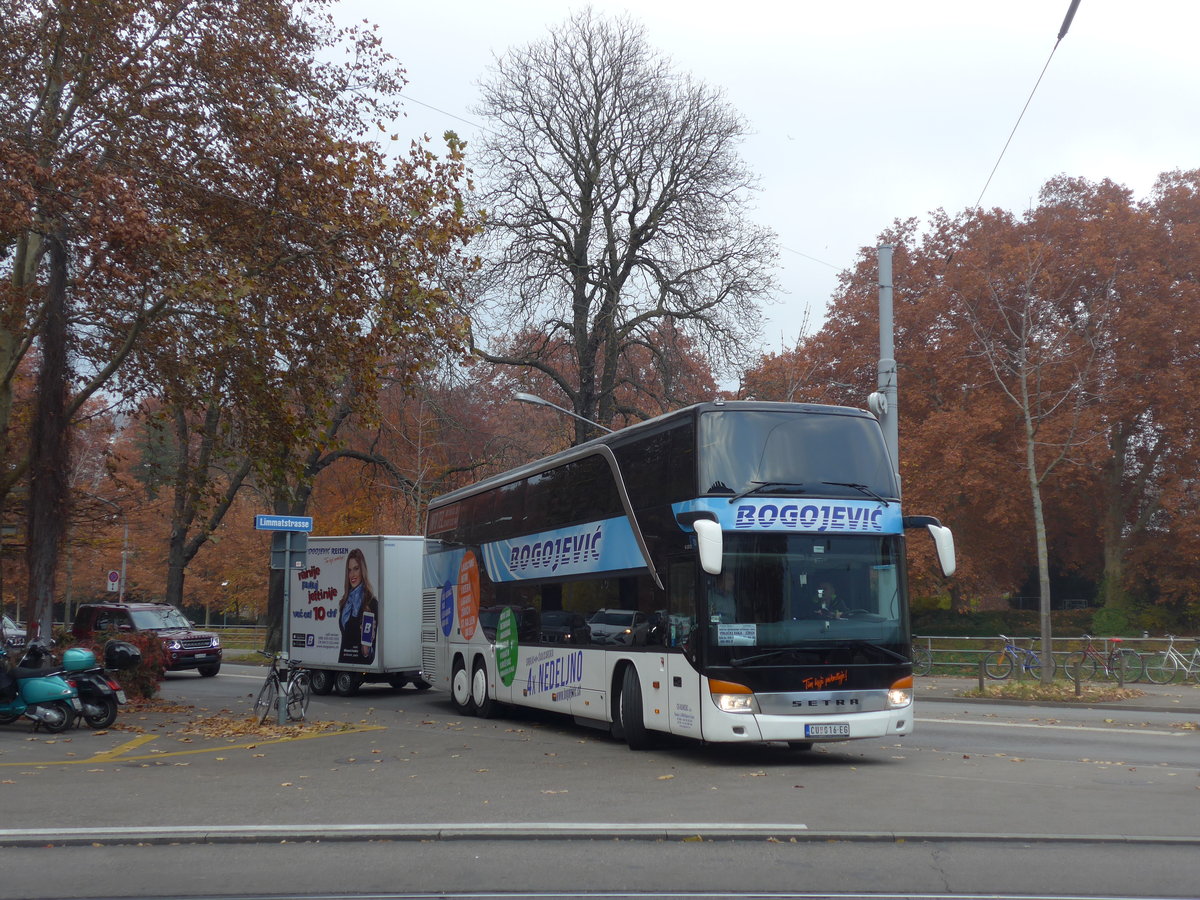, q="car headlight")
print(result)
[166,639,182,651]
[888,675,913,709]
[709,679,759,714]
[210,637,221,648]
